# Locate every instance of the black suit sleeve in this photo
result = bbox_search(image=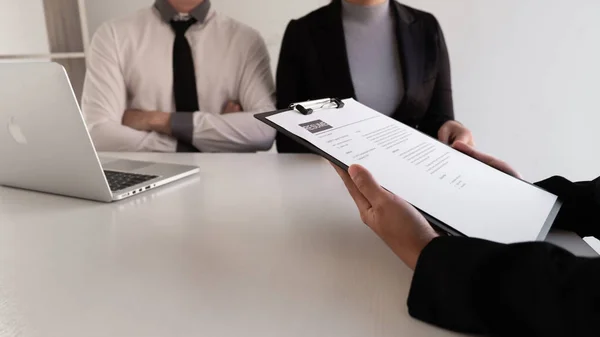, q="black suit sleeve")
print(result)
[276,20,302,110]
[275,20,310,154]
[408,236,600,336]
[408,176,600,336]
[536,175,600,238]
[418,17,455,138]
